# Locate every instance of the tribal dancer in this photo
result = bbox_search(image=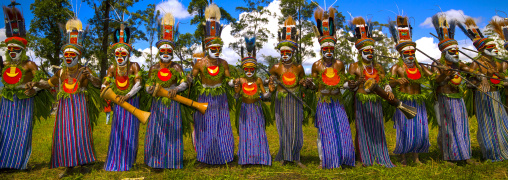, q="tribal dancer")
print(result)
[307,7,354,169]
[345,16,395,168]
[187,3,234,165]
[102,24,142,171]
[145,12,187,169]
[232,37,272,166]
[387,15,432,165]
[26,16,102,175]
[0,1,53,170]
[430,13,475,165]
[459,18,508,161]
[269,16,308,168]
[489,18,508,112]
